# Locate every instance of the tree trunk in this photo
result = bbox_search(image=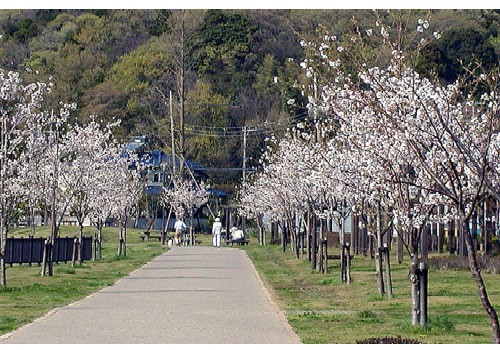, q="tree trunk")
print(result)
[351,214,357,255]
[385,248,392,299]
[259,225,266,245]
[384,246,393,298]
[281,221,287,253]
[437,206,443,254]
[43,202,48,226]
[483,200,491,254]
[163,205,173,245]
[375,208,385,295]
[311,215,317,270]
[318,218,323,272]
[458,220,466,256]
[93,233,97,262]
[118,220,125,256]
[41,238,48,276]
[397,230,404,264]
[97,224,103,260]
[256,214,264,246]
[271,221,277,244]
[123,221,127,256]
[306,211,311,261]
[345,243,352,283]
[290,218,299,259]
[463,217,500,343]
[78,225,84,264]
[30,206,36,238]
[449,220,455,254]
[410,256,420,326]
[340,206,346,282]
[0,223,6,287]
[190,212,194,246]
[71,237,78,267]
[420,225,429,326]
[117,228,122,256]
